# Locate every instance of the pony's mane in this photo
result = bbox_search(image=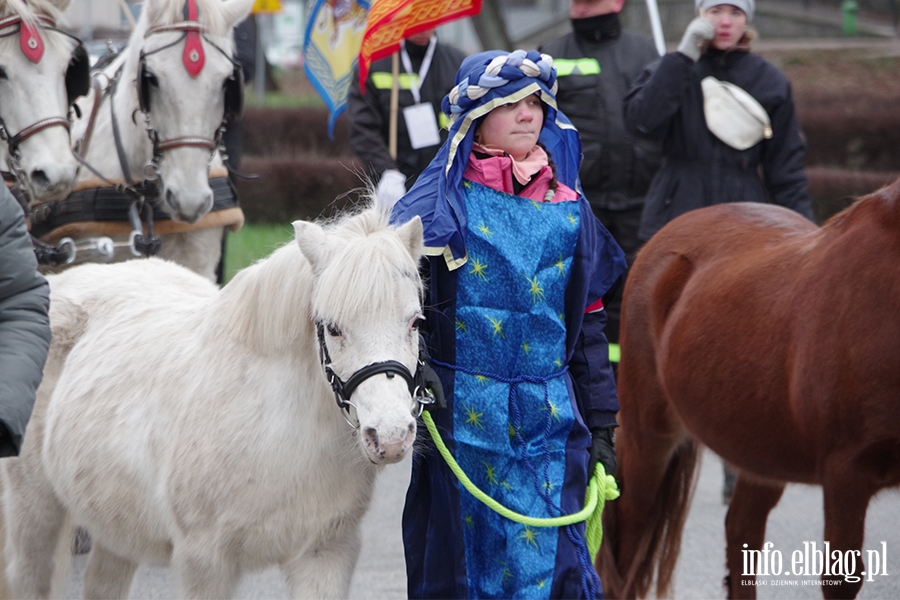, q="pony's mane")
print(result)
[144,0,234,39]
[215,207,422,354]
